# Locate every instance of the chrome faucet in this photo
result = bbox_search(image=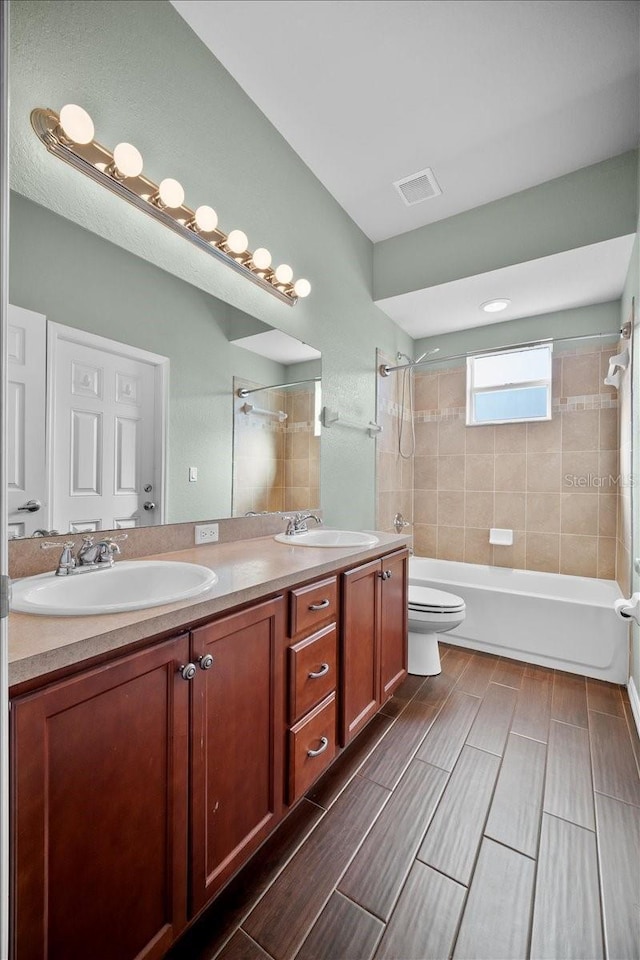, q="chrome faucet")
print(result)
[41,534,127,576]
[283,513,322,536]
[76,535,127,568]
[41,540,78,576]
